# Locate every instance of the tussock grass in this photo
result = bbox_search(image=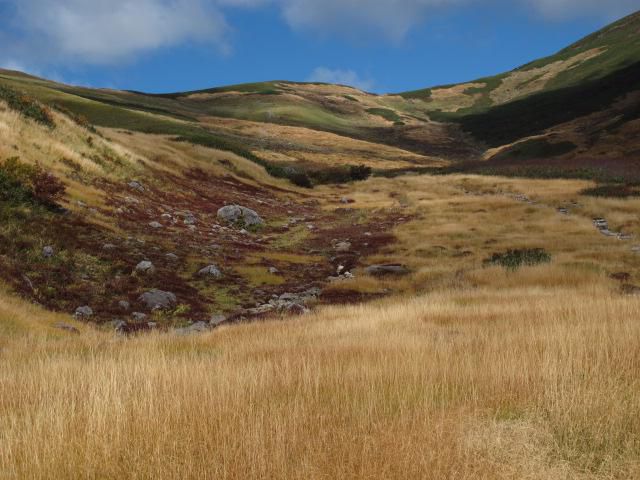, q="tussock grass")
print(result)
[0,283,638,479]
